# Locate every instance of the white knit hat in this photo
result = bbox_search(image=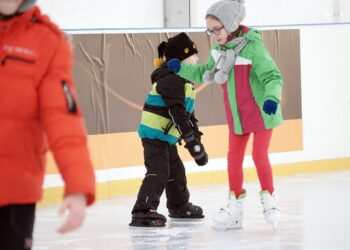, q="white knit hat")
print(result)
[206,0,246,33]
